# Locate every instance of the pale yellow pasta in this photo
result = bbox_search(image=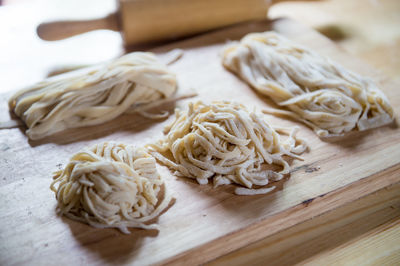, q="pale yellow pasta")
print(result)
[50,142,172,234]
[9,52,177,140]
[148,101,307,195]
[222,32,394,137]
